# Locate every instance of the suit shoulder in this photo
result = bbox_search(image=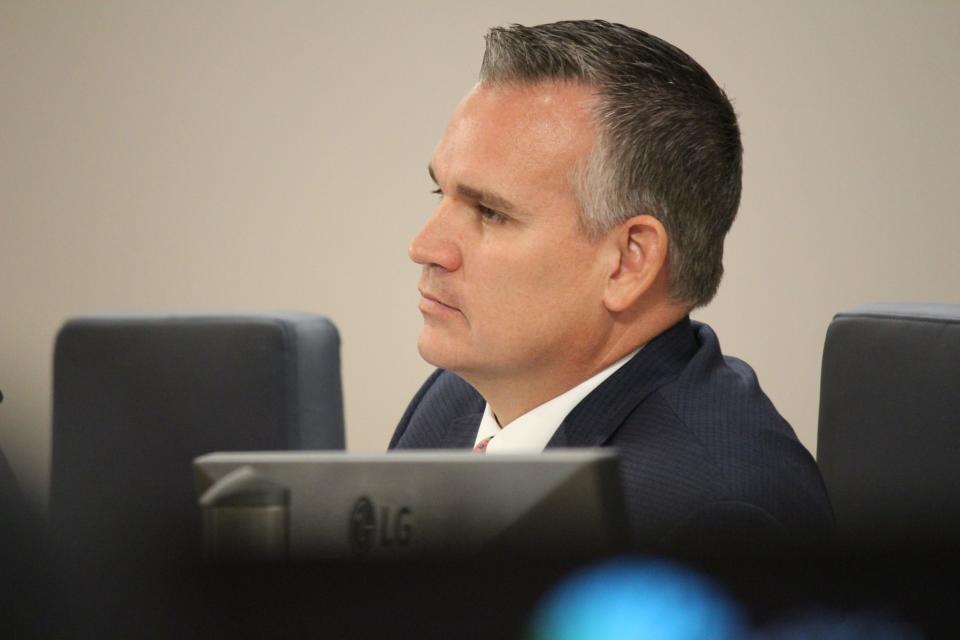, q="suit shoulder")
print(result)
[657,324,801,454]
[612,324,834,548]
